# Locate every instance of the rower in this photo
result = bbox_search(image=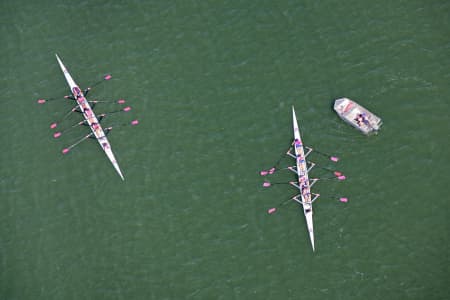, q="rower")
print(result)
[84,108,93,117]
[83,108,96,124]
[81,102,89,111]
[301,184,310,197]
[91,122,102,136]
[72,87,83,99]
